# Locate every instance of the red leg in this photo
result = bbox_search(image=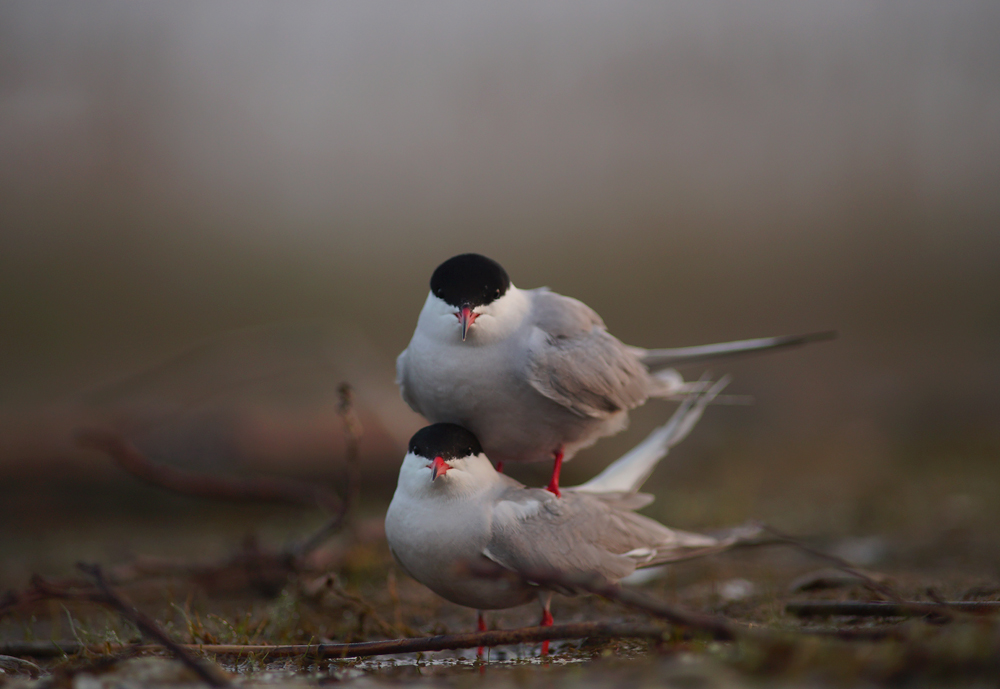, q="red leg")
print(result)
[477,610,487,659]
[545,448,563,497]
[495,460,504,474]
[539,603,554,656]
